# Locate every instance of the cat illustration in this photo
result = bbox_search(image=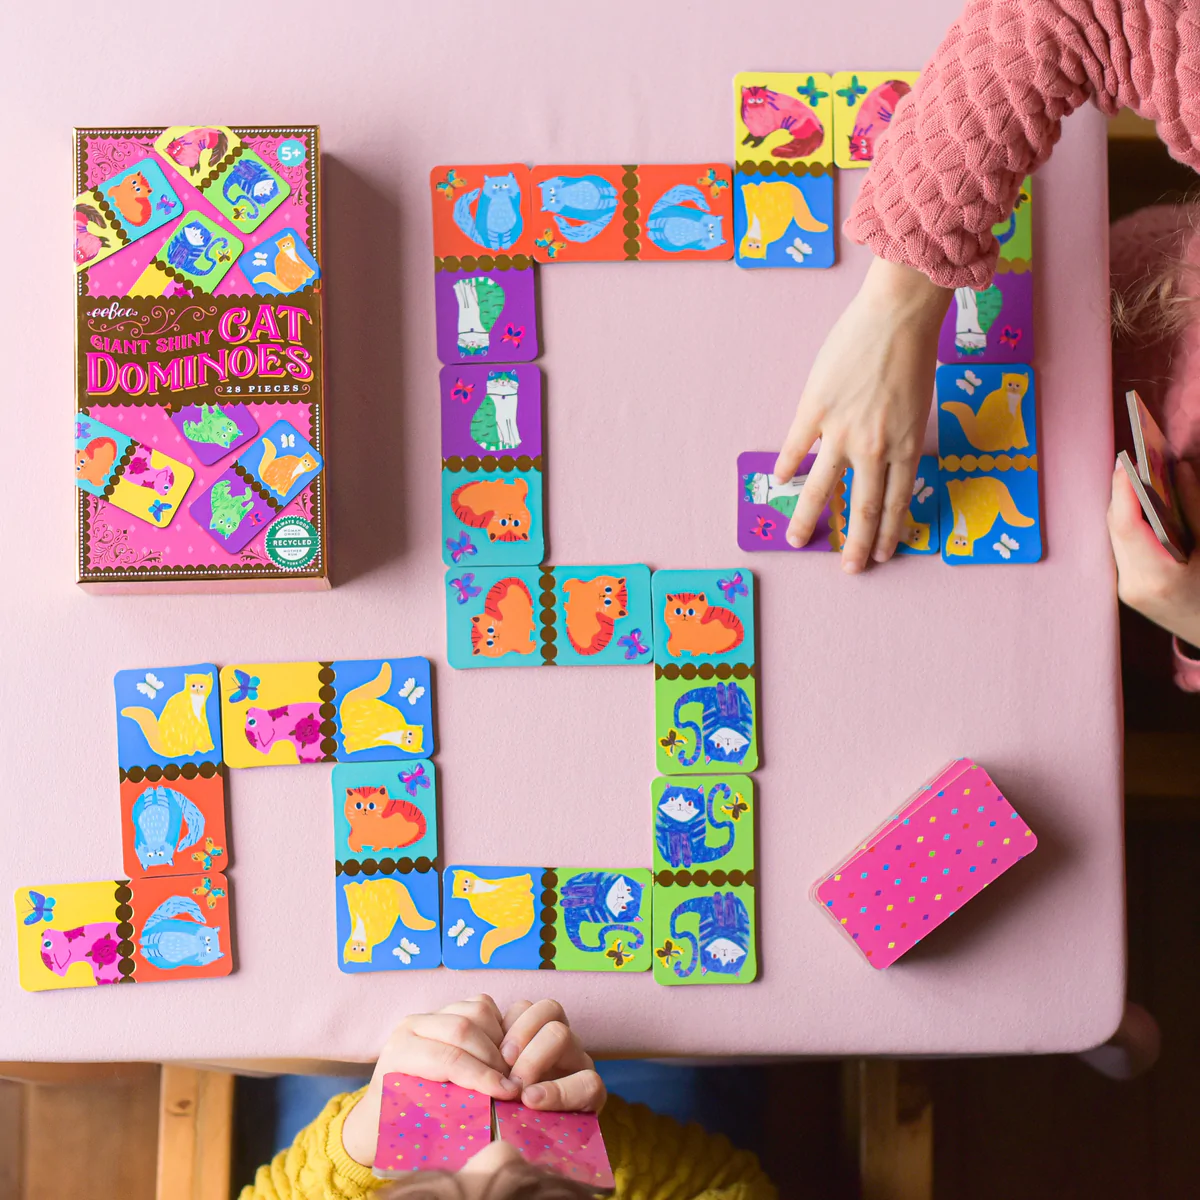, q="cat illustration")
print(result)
[451,870,535,965]
[454,275,506,356]
[108,171,153,226]
[537,174,619,243]
[163,128,229,176]
[559,872,645,953]
[121,673,215,758]
[339,662,425,756]
[221,157,281,221]
[738,180,827,259]
[138,895,223,969]
[453,173,523,251]
[344,785,427,854]
[76,436,117,486]
[663,593,744,657]
[945,476,1035,556]
[39,924,122,985]
[673,681,754,767]
[669,892,751,978]
[562,575,627,655]
[208,479,255,538]
[253,234,316,293]
[124,449,175,495]
[131,785,205,872]
[471,576,537,657]
[183,404,241,448]
[902,512,932,551]
[740,85,825,158]
[470,371,521,451]
[743,470,806,517]
[343,878,436,964]
[655,783,736,868]
[243,703,325,763]
[256,436,318,499]
[848,79,913,162]
[74,203,110,266]
[940,372,1030,452]
[164,221,229,277]
[645,185,725,253]
[451,477,532,543]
